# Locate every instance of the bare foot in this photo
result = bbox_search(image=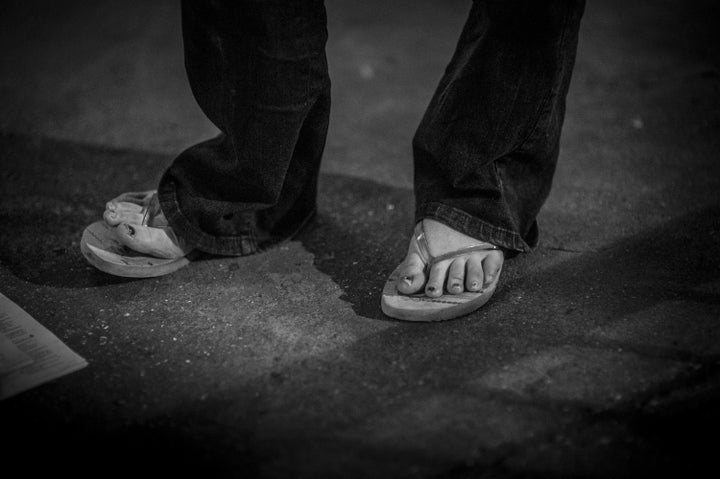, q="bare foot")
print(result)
[103,191,190,259]
[394,219,504,297]
[103,190,166,226]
